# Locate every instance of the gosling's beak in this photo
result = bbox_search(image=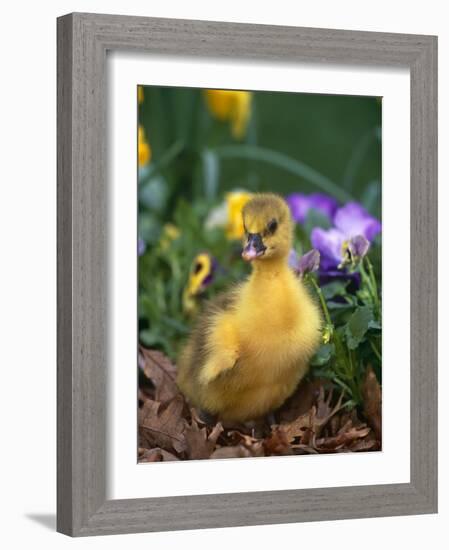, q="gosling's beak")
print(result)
[242,233,266,262]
